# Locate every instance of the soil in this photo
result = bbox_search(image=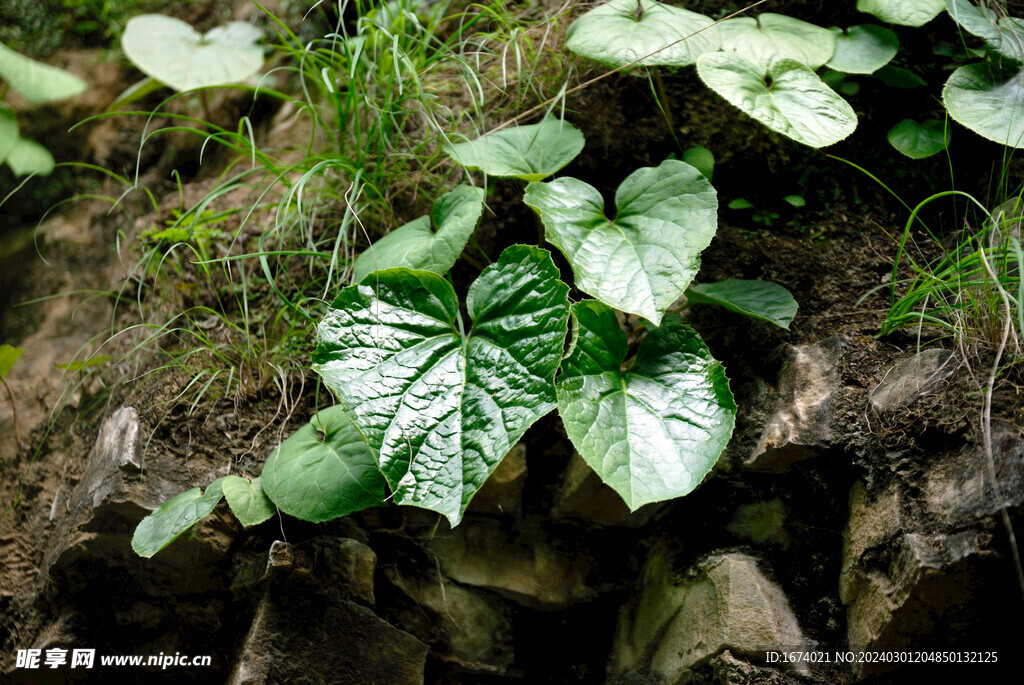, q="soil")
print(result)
[3,1,1024,684]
